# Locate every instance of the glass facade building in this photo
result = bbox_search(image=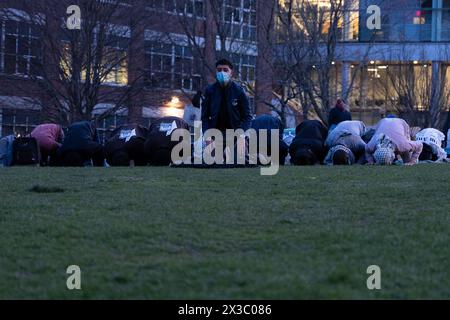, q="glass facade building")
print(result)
[278,0,450,126]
